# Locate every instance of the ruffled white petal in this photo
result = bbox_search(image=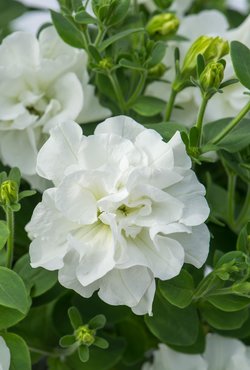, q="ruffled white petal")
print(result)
[0,336,10,370]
